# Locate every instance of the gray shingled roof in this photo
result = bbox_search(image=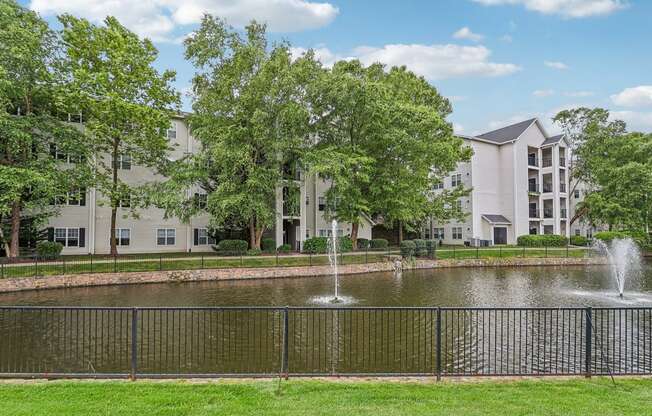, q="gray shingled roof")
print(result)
[481,214,511,224]
[541,134,564,146]
[475,118,537,144]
